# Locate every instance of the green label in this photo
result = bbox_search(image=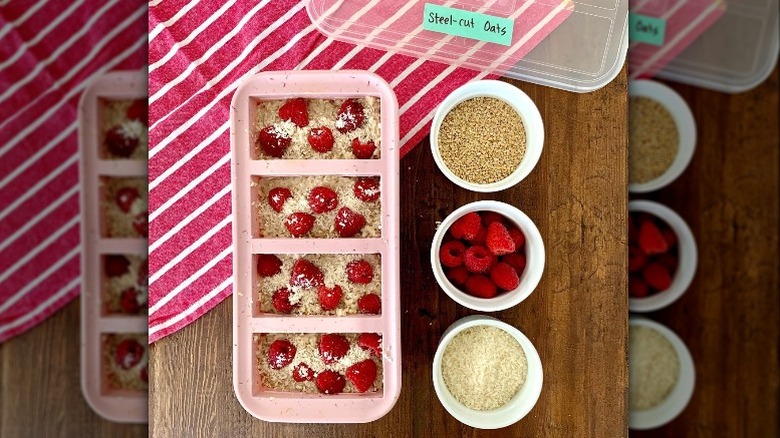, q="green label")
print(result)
[629,13,666,46]
[423,3,514,46]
